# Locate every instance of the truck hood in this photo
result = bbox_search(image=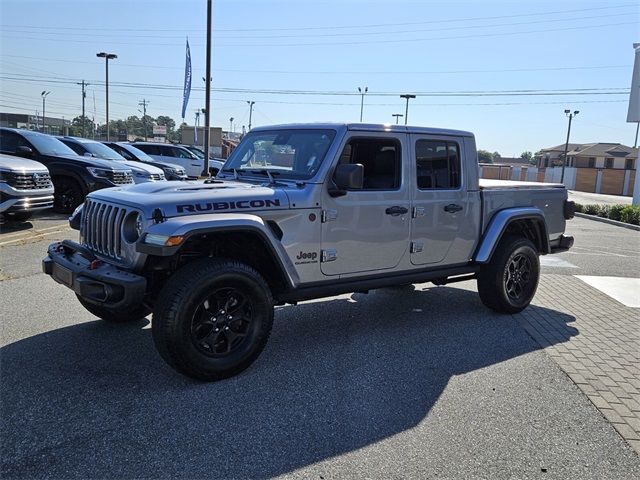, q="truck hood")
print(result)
[87,179,290,218]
